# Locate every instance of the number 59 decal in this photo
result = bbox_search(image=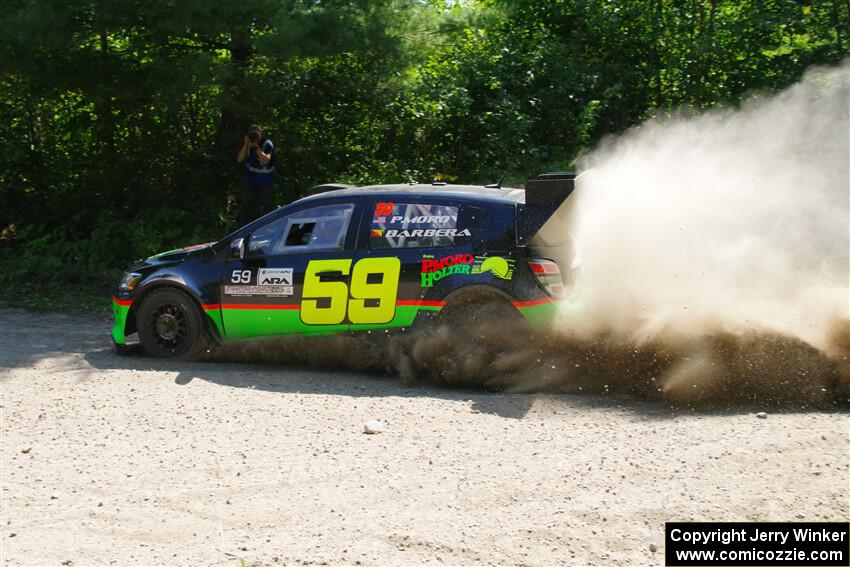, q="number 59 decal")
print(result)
[301,257,401,325]
[230,269,251,284]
